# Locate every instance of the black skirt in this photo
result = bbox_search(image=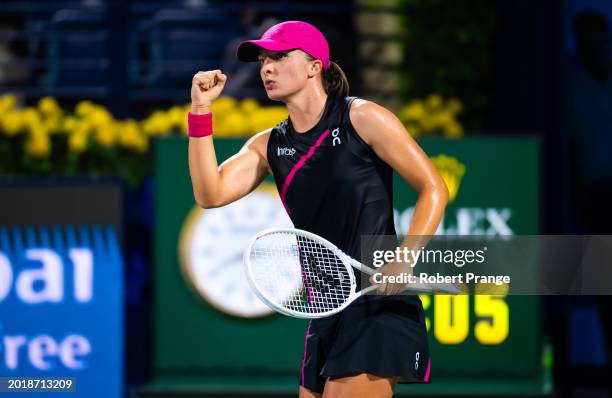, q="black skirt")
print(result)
[299,294,431,394]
